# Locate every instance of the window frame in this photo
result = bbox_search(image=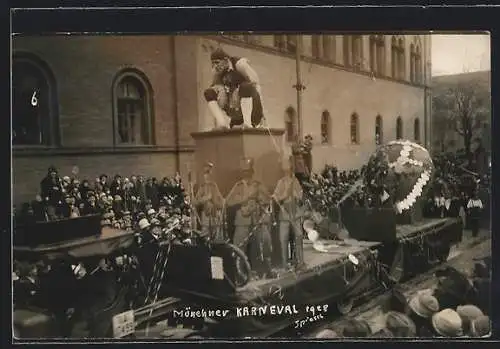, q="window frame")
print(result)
[414,118,421,143]
[396,116,403,140]
[320,110,331,145]
[350,112,360,145]
[12,53,60,148]
[112,69,155,147]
